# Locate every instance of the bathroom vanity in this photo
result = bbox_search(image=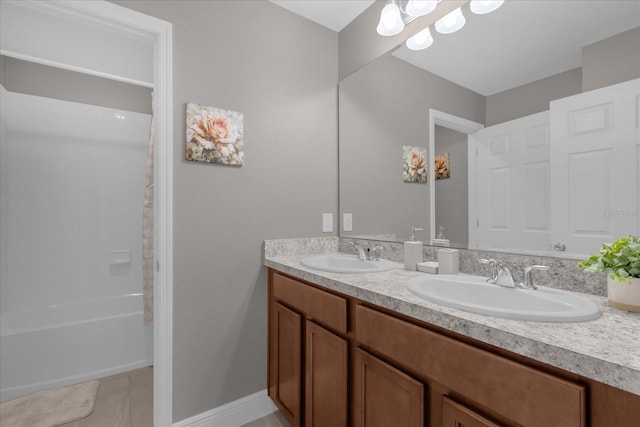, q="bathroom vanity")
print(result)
[264,238,640,427]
